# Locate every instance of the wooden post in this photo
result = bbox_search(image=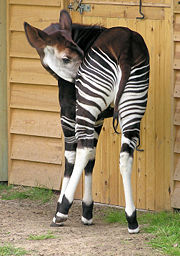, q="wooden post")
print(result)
[0,0,8,181]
